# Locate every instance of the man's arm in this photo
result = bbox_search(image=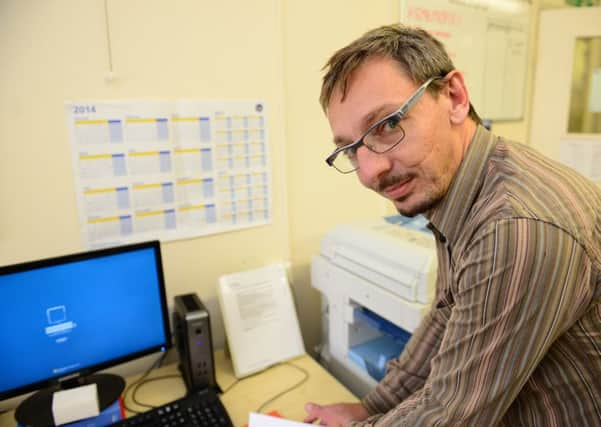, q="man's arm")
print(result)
[351,218,593,426]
